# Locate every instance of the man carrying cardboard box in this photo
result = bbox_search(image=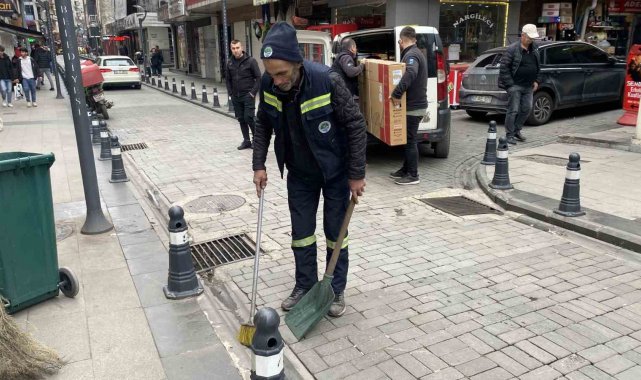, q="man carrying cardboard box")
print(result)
[389,26,428,185]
